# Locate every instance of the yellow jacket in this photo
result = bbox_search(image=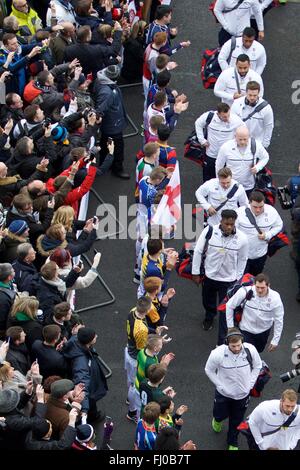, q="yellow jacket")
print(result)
[10,4,42,35]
